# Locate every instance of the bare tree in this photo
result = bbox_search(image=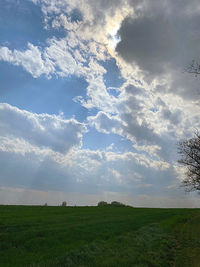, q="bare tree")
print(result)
[185,60,200,76]
[178,132,200,192]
